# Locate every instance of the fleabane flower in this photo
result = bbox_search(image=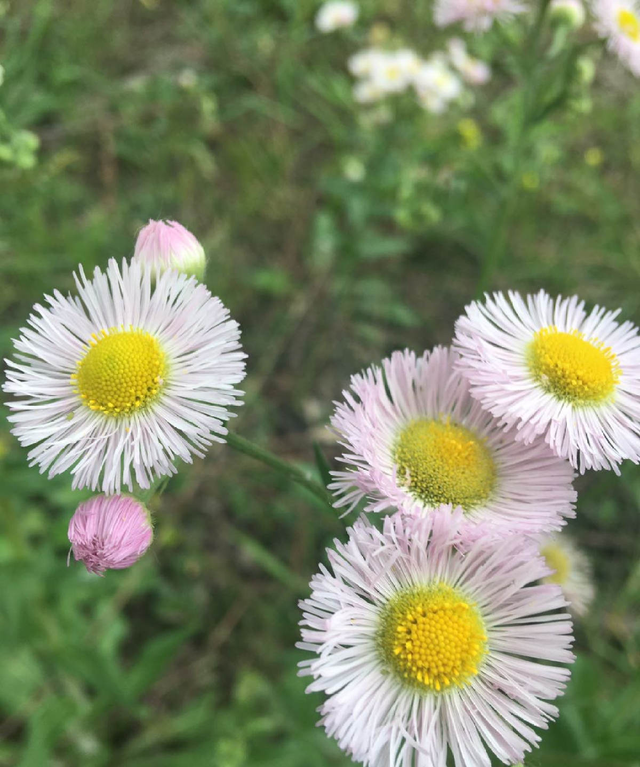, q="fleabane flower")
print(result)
[413,58,463,113]
[133,219,206,280]
[298,510,575,767]
[315,1,359,32]
[434,0,526,31]
[68,494,153,575]
[453,290,640,473]
[348,48,385,78]
[539,533,595,617]
[593,0,640,76]
[447,38,492,84]
[4,258,246,493]
[330,346,575,533]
